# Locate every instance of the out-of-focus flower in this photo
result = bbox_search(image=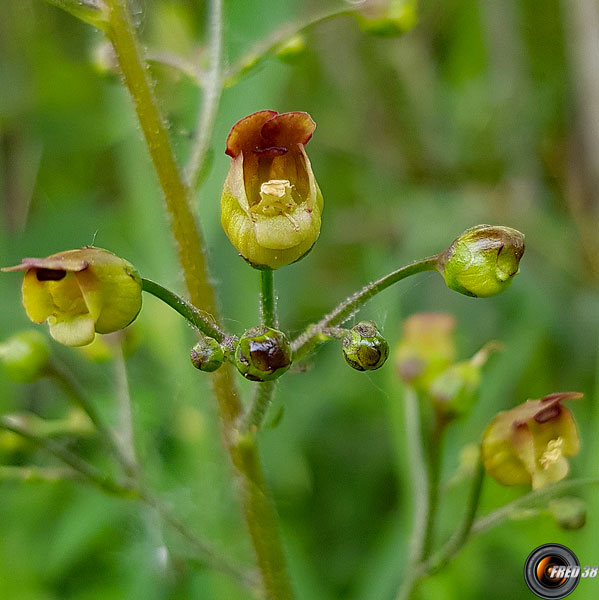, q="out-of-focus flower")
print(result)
[395,313,456,392]
[221,110,323,269]
[437,225,525,298]
[3,248,142,347]
[482,392,582,490]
